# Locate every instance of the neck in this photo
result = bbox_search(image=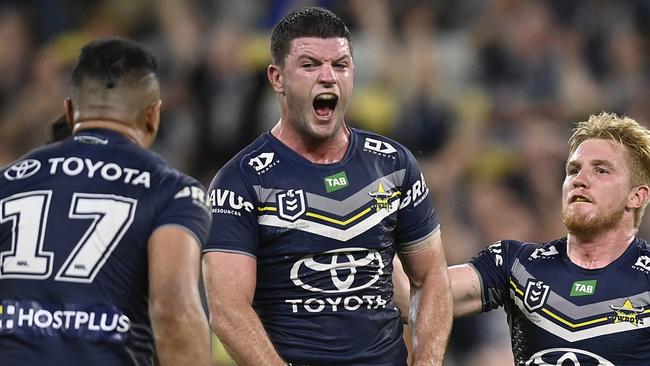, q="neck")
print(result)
[73,120,148,147]
[566,228,636,269]
[271,120,350,164]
